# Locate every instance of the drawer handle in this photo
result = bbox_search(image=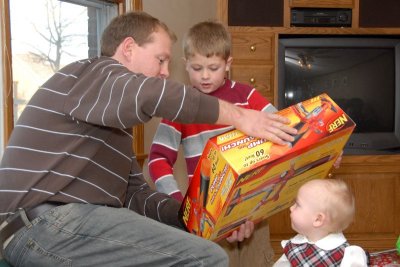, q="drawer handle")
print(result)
[250,45,256,52]
[250,77,256,84]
